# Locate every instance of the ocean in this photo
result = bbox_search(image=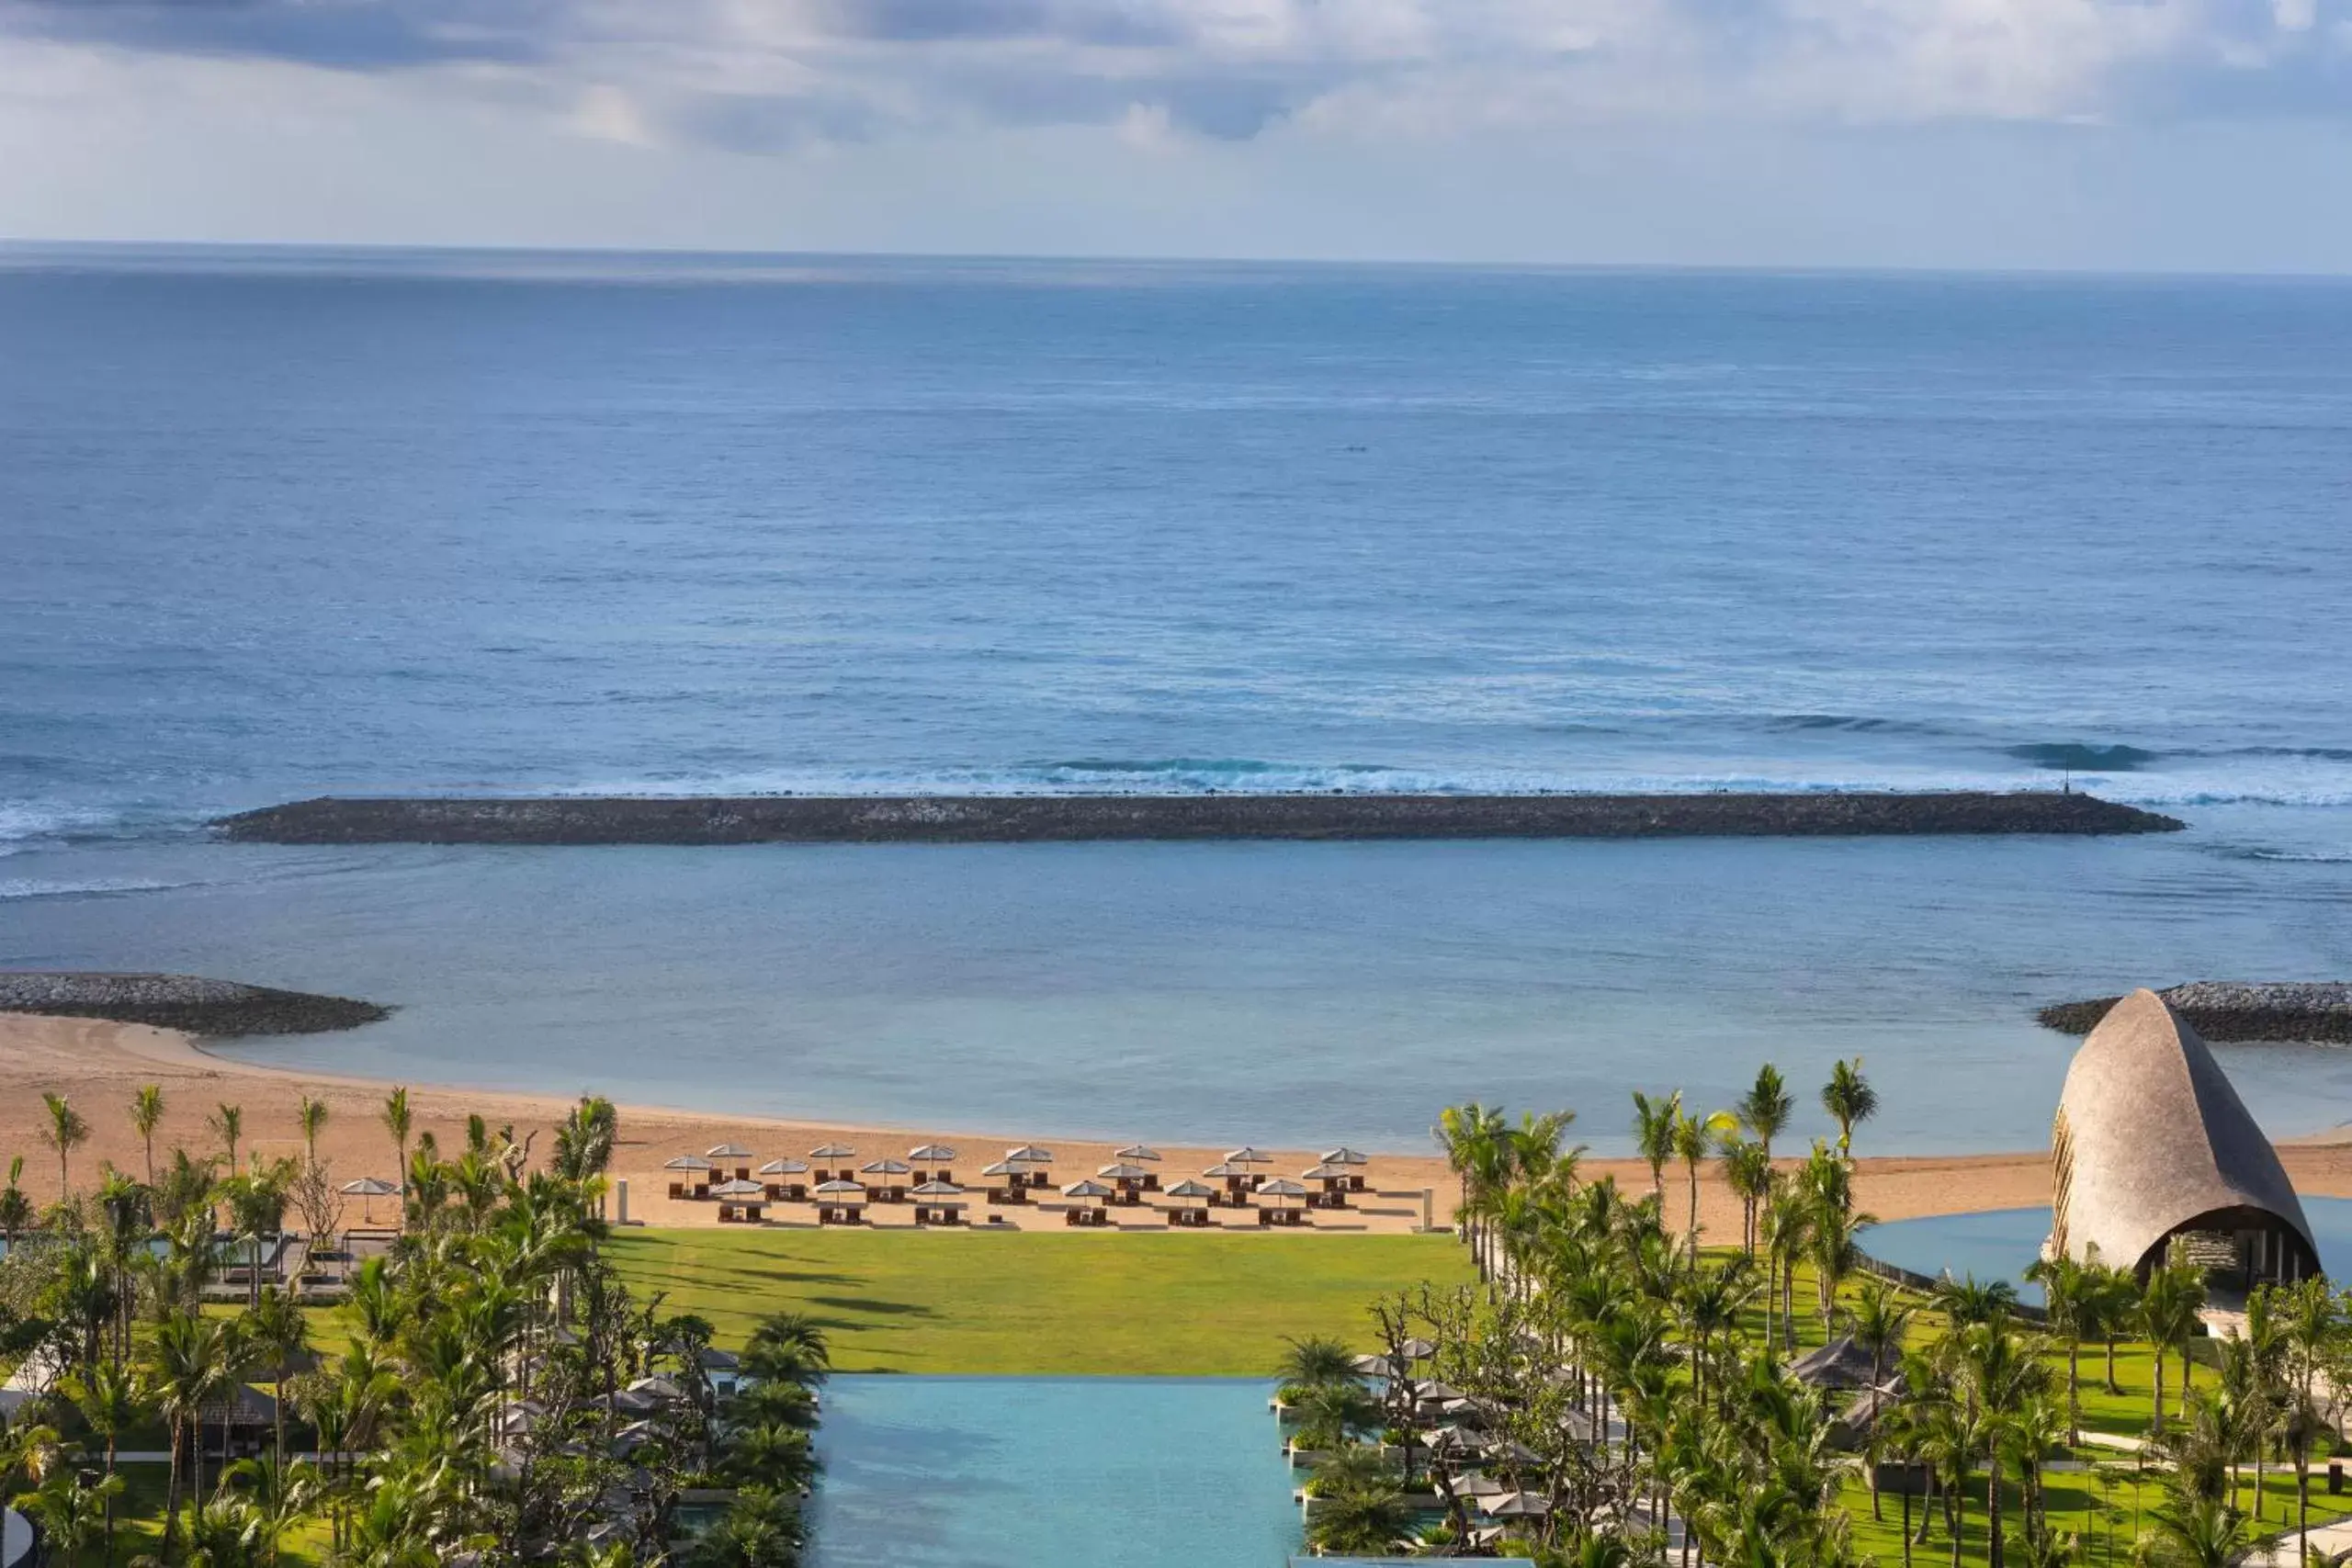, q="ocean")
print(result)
[6,245,2351,1154]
